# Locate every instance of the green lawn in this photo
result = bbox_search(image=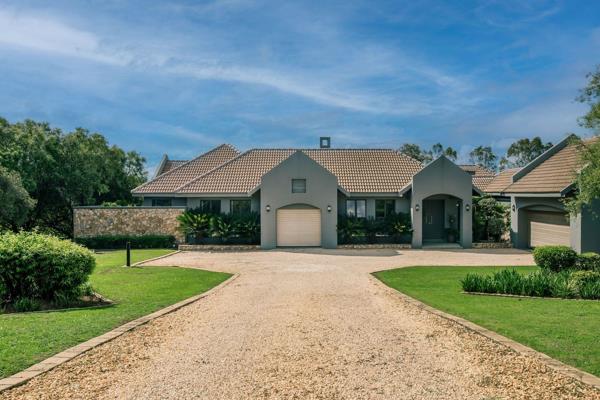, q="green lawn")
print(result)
[0,249,231,378]
[374,266,600,376]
